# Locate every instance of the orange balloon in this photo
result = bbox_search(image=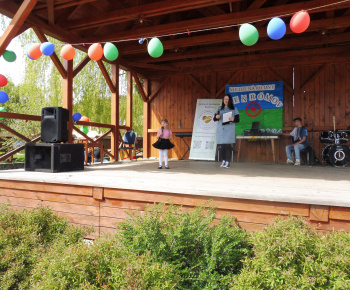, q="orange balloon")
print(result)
[61,44,75,60]
[88,43,103,61]
[28,43,42,59]
[80,116,90,122]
